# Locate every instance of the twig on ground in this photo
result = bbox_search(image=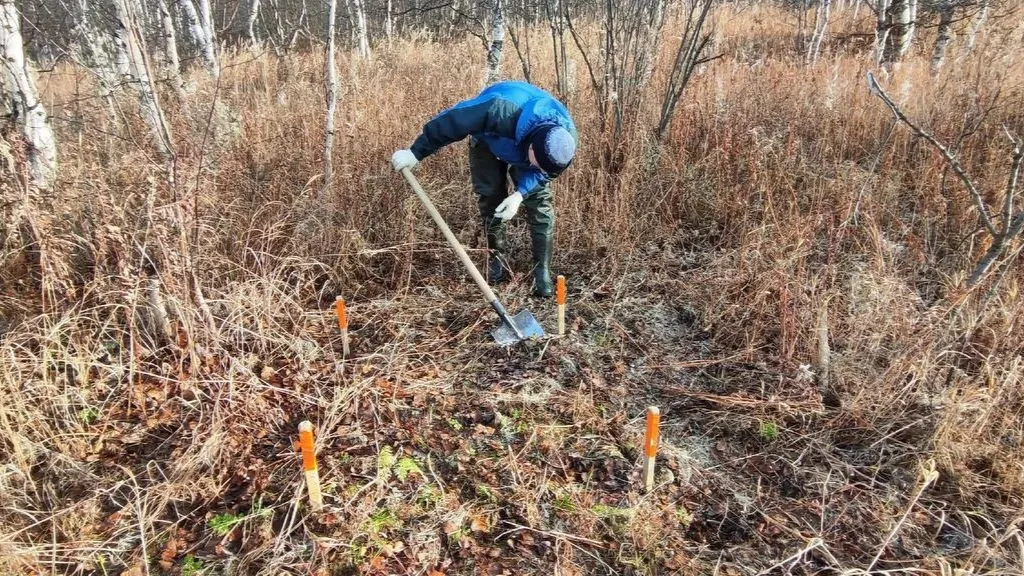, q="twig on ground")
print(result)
[496,522,605,548]
[866,461,940,571]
